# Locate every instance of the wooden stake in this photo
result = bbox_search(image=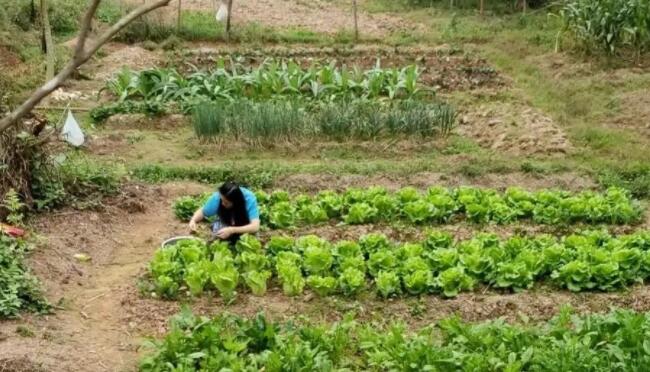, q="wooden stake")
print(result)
[177,0,182,32]
[479,0,484,16]
[353,0,358,43]
[226,0,233,41]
